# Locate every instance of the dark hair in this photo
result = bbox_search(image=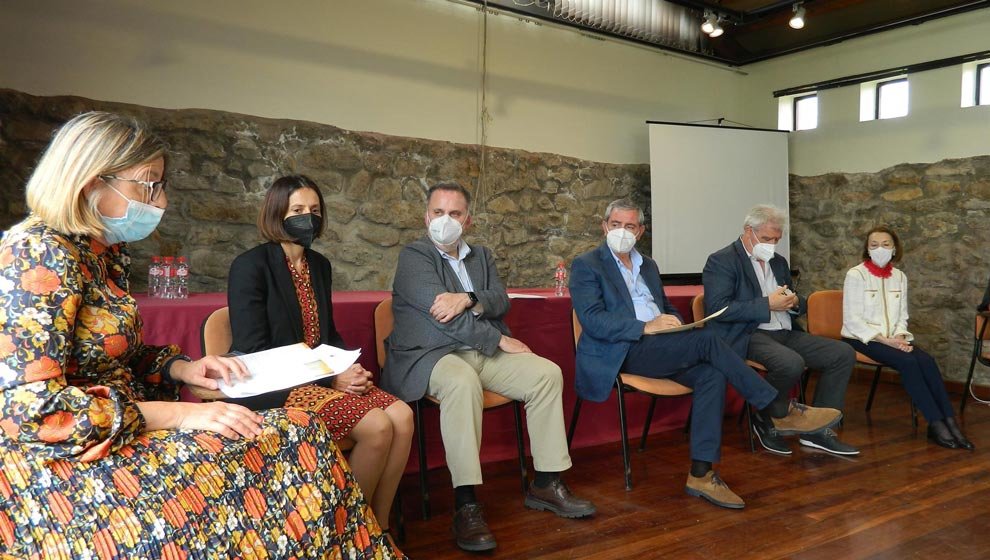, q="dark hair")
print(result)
[257,175,327,243]
[861,225,903,264]
[426,182,472,207]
